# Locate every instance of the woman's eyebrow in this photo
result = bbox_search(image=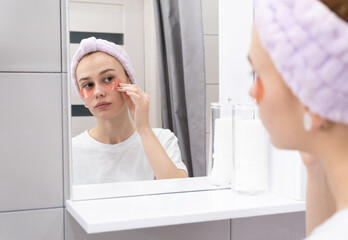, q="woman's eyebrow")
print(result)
[79,77,90,82]
[78,69,116,82]
[100,69,116,75]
